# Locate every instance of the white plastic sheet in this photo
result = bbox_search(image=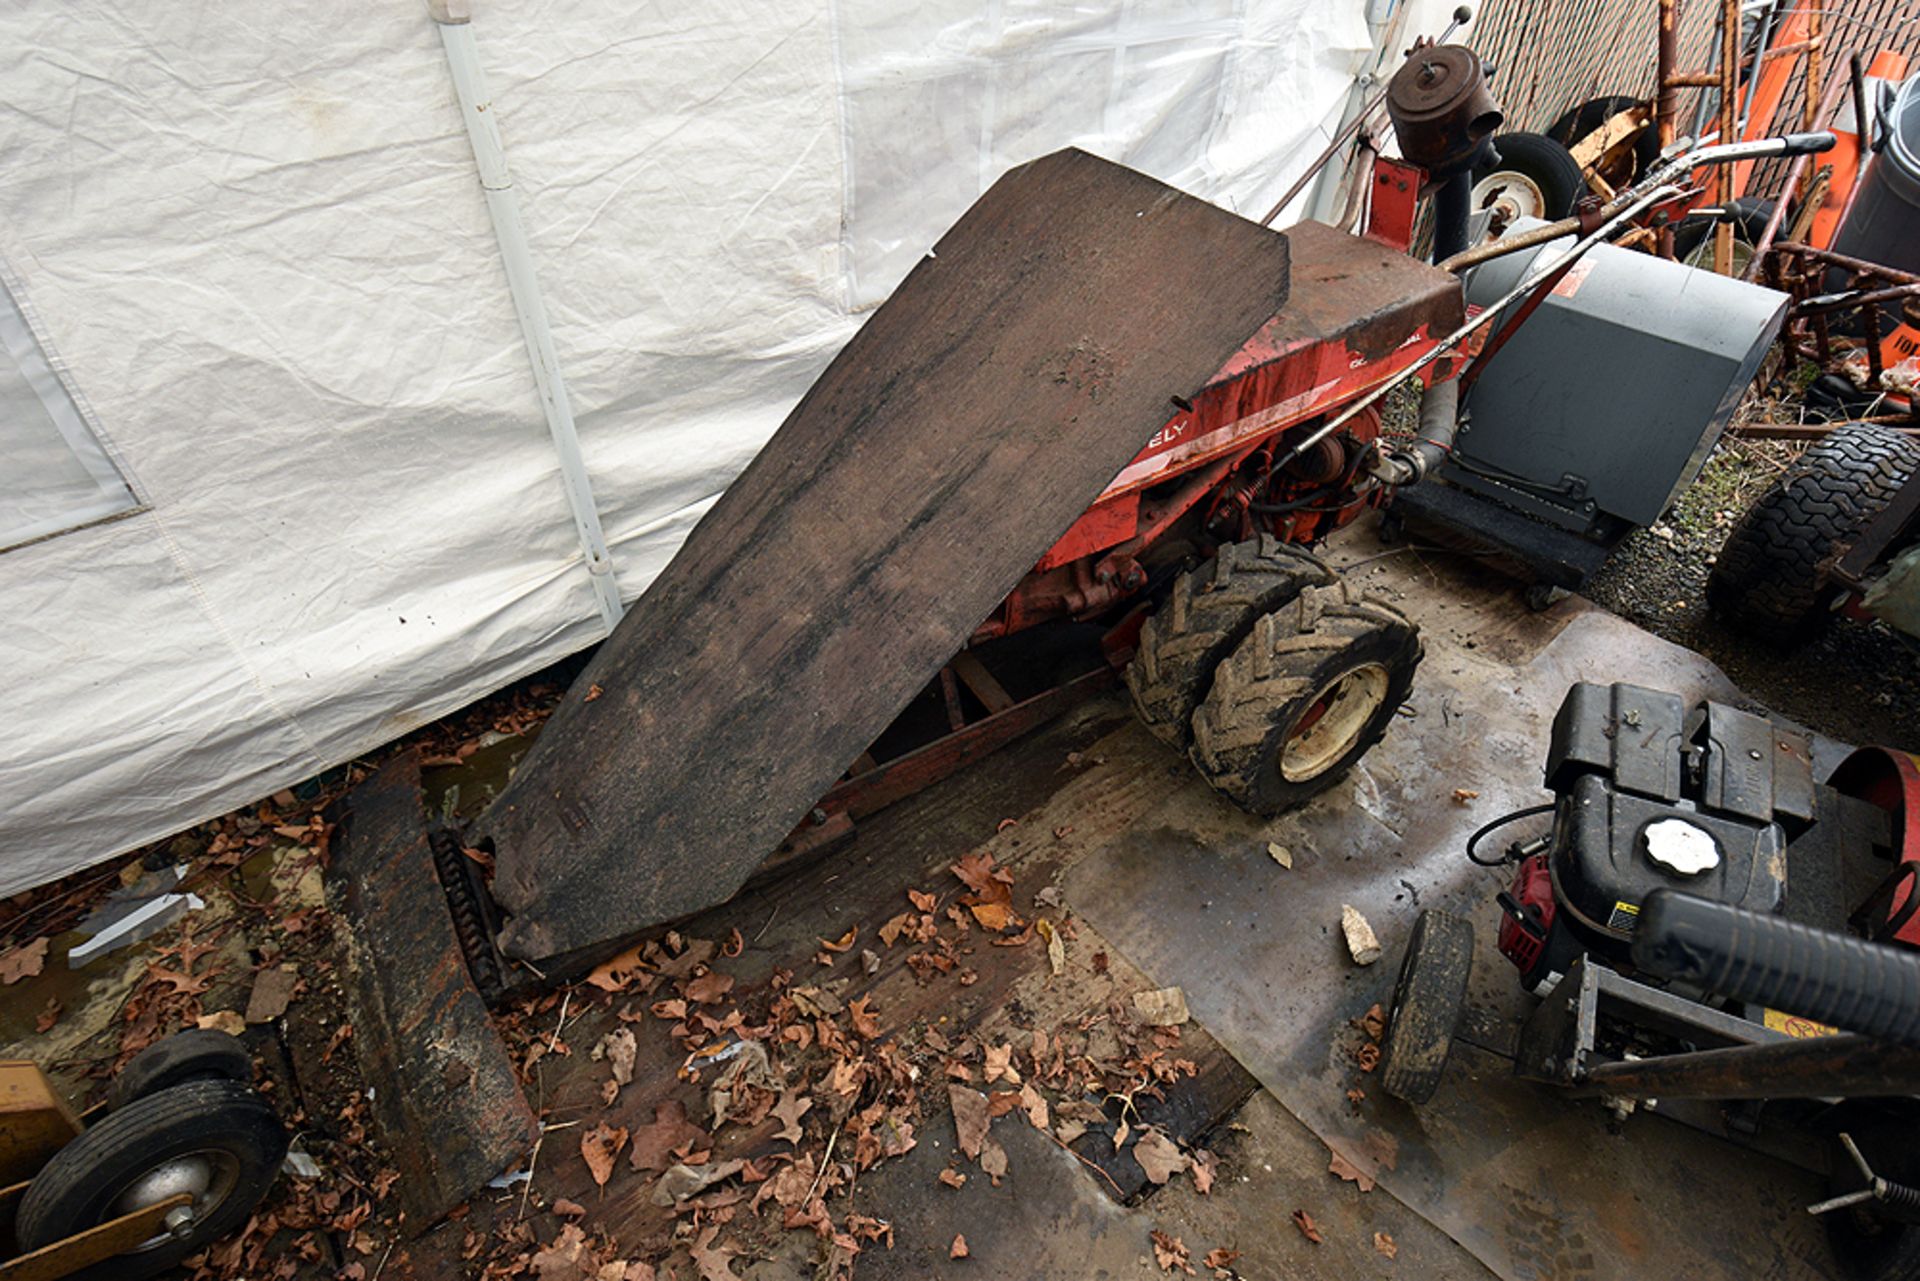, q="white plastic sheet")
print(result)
[0,0,1382,895]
